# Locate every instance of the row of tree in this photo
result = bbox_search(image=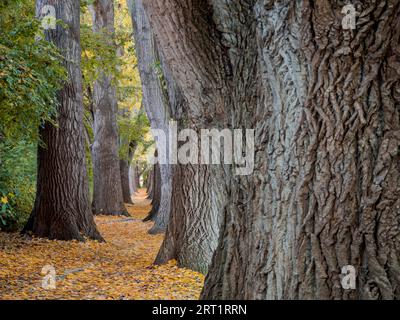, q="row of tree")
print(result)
[3,0,398,300]
[21,0,150,240]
